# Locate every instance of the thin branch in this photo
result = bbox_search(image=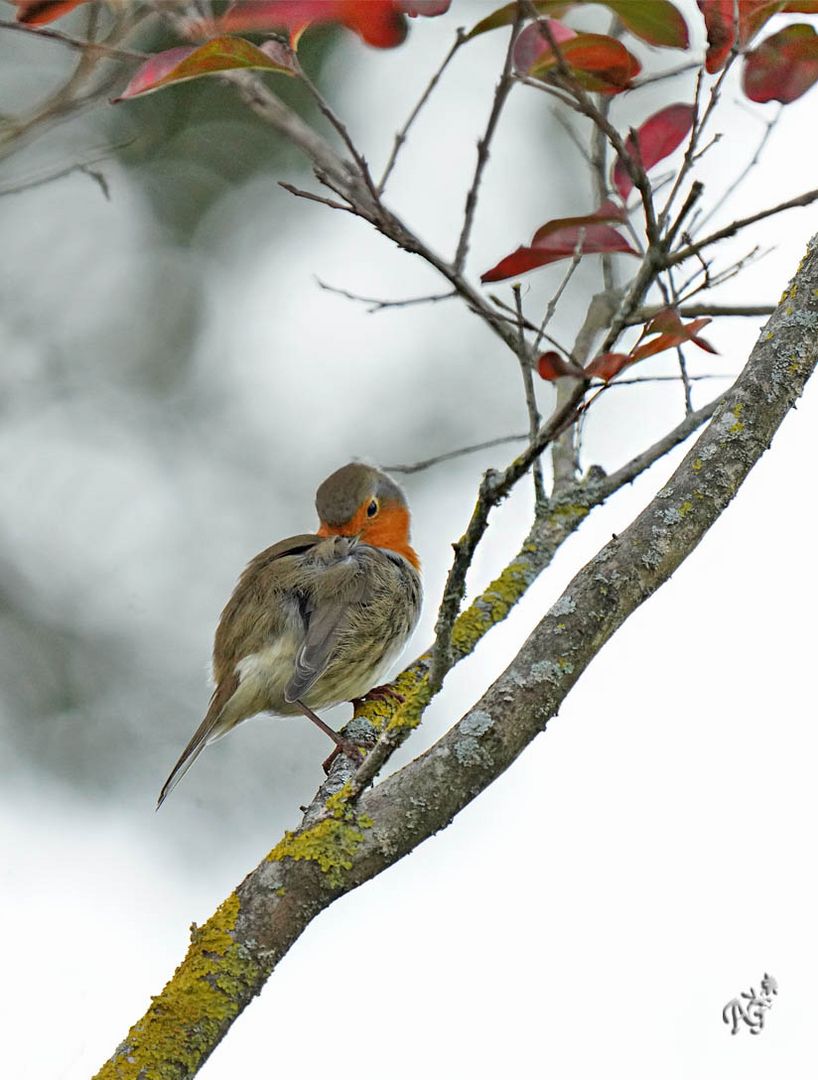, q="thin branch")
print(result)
[384,433,529,474]
[659,60,733,230]
[631,61,702,88]
[552,108,592,165]
[290,57,381,204]
[315,278,456,313]
[668,187,818,267]
[695,104,782,233]
[513,285,546,504]
[533,238,584,352]
[378,29,465,194]
[277,181,353,213]
[550,287,619,495]
[598,391,727,496]
[454,8,521,272]
[0,16,147,61]
[0,145,125,197]
[627,303,775,325]
[590,94,615,292]
[428,378,588,692]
